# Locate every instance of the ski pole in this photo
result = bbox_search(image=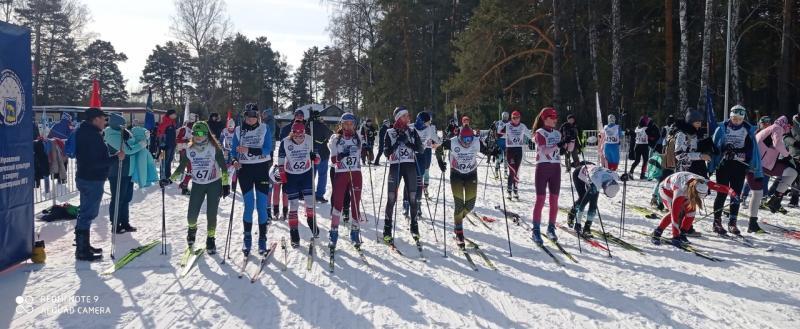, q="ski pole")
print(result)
[498,147,513,257]
[376,161,388,242]
[415,150,438,243]
[594,208,613,258]
[161,150,167,255]
[442,149,448,258]
[221,168,238,264]
[110,133,125,260]
[567,164,582,254]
